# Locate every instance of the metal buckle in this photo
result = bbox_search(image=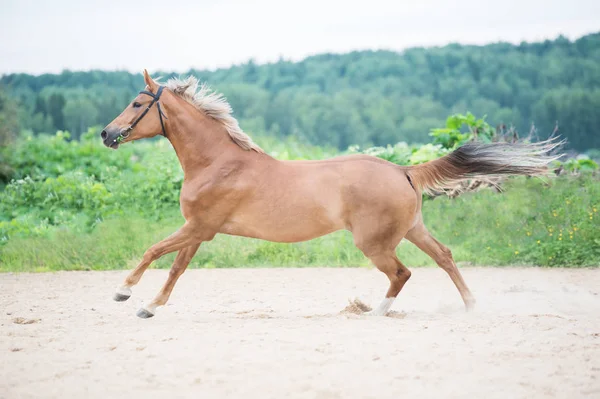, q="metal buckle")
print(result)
[114,127,132,144]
